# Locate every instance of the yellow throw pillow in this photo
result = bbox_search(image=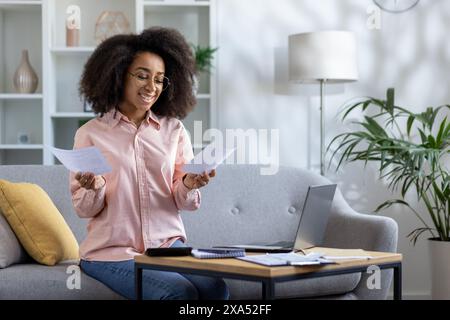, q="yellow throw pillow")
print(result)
[0,179,79,266]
